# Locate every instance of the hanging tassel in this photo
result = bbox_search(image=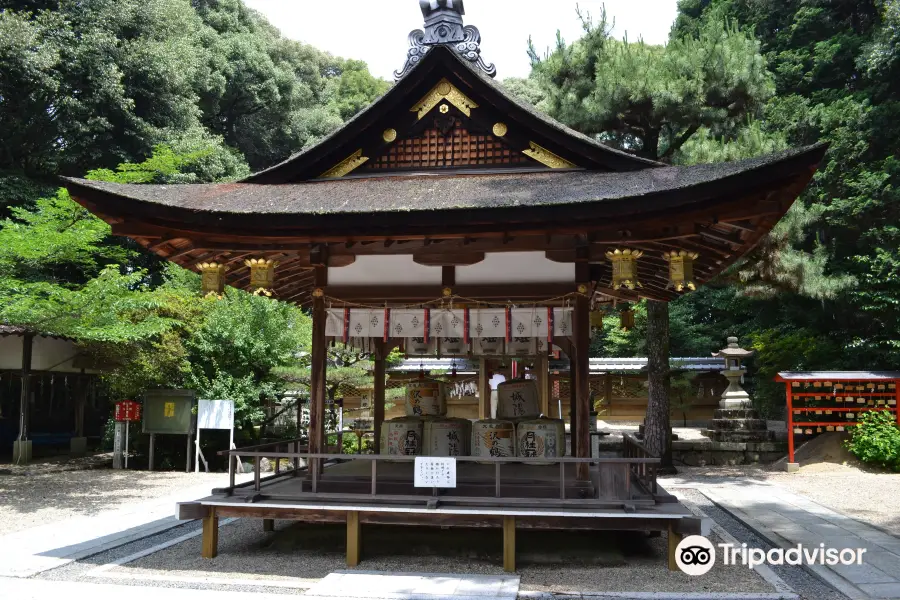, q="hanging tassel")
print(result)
[547,307,554,346]
[383,307,390,343]
[423,308,431,344]
[342,308,350,344]
[505,306,512,342]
